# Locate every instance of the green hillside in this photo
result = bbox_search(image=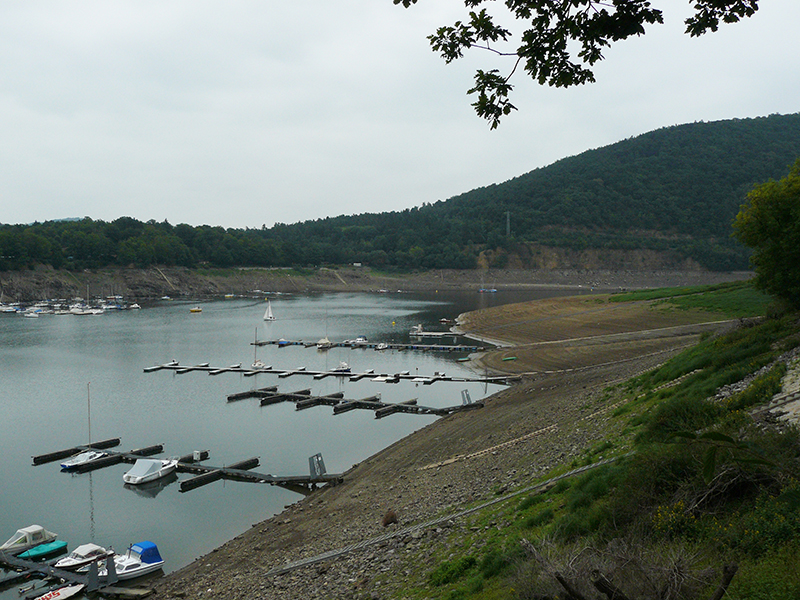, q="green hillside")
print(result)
[2,113,799,272]
[440,113,800,269]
